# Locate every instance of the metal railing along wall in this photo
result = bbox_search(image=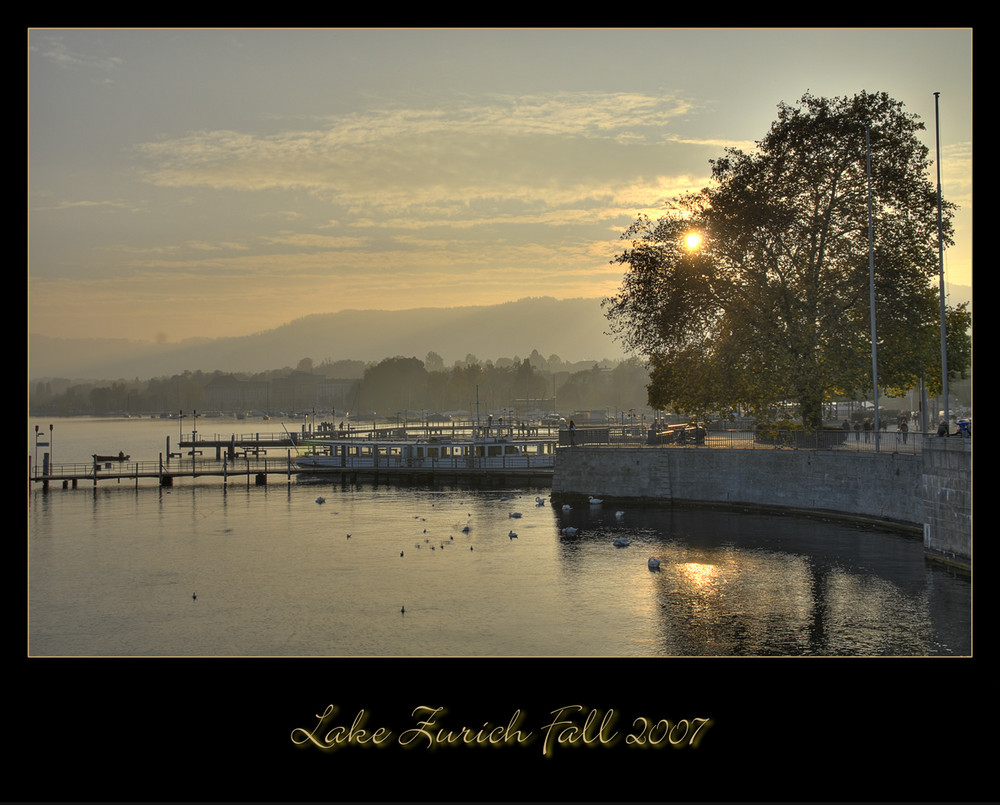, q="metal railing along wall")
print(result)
[561,425,951,455]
